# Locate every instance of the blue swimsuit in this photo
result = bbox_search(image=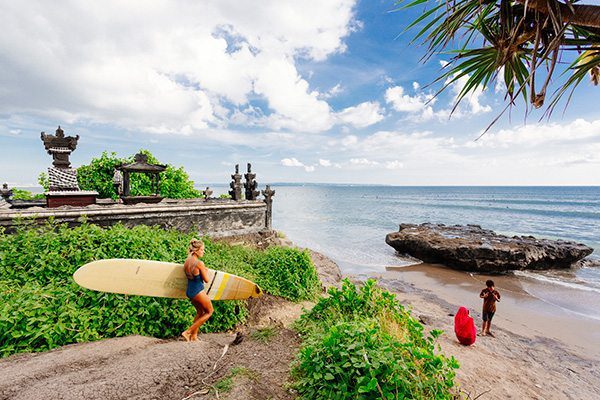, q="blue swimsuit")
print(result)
[186,261,205,298]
